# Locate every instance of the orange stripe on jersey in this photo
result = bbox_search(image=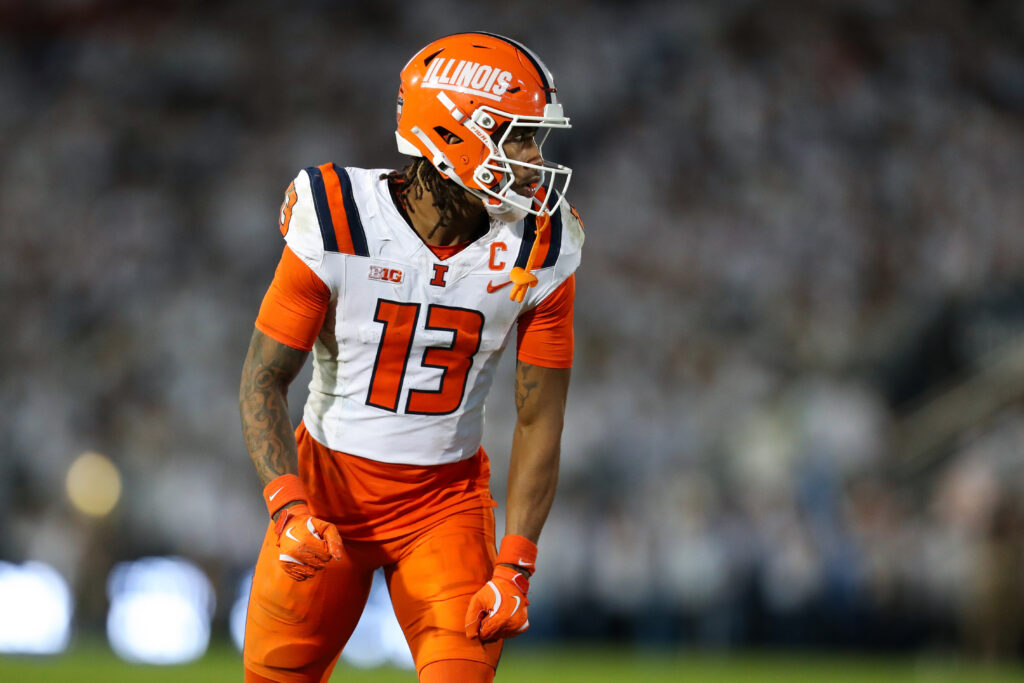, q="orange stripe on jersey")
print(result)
[531,213,554,268]
[318,163,358,255]
[516,210,553,271]
[255,246,330,351]
[516,274,574,369]
[509,210,558,303]
[570,203,585,231]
